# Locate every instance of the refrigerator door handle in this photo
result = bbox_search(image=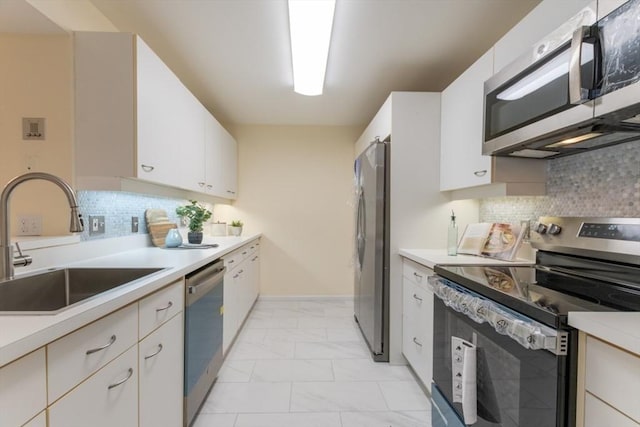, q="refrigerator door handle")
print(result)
[356,189,366,270]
